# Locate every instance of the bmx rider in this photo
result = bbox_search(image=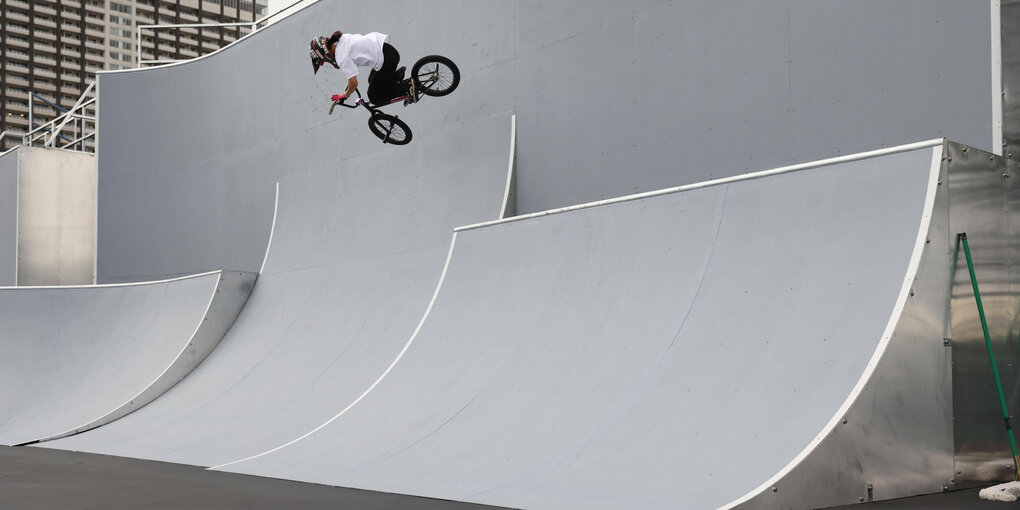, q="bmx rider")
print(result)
[309,31,416,106]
